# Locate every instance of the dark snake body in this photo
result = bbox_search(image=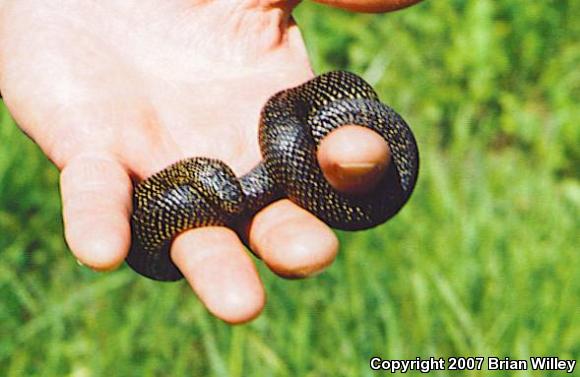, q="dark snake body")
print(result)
[126,71,419,281]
